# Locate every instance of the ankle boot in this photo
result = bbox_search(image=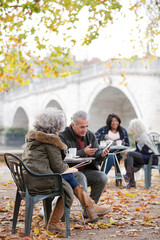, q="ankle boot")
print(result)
[47,197,66,233]
[74,185,110,223]
[126,166,136,189]
[123,173,129,183]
